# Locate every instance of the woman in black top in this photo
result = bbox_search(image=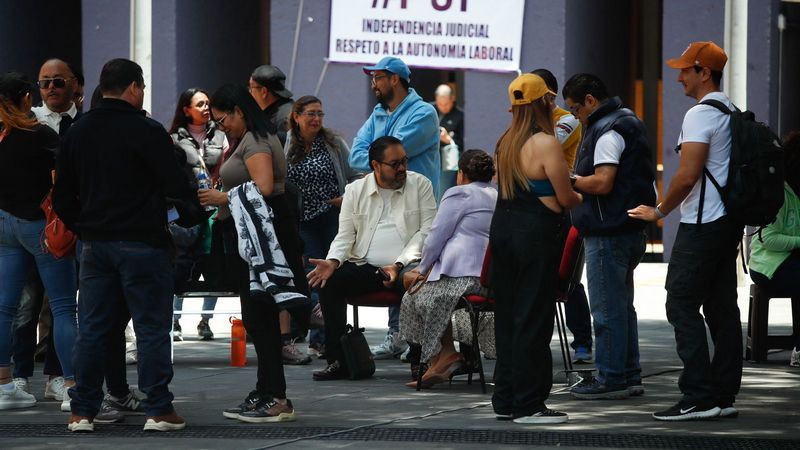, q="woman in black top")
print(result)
[0,72,77,411]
